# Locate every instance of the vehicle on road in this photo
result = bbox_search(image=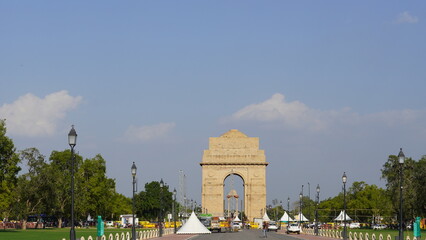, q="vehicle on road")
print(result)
[349,222,360,229]
[268,221,278,232]
[373,224,387,230]
[287,223,301,234]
